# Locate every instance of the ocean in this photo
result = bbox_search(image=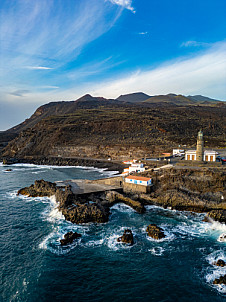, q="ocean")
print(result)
[0,163,225,302]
